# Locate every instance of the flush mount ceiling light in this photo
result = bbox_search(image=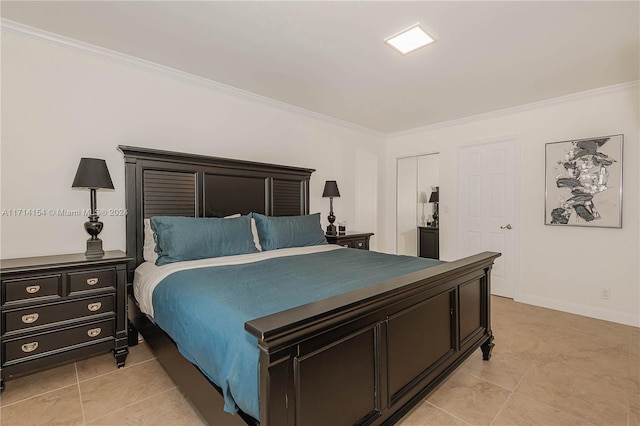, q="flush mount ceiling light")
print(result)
[384,24,436,55]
